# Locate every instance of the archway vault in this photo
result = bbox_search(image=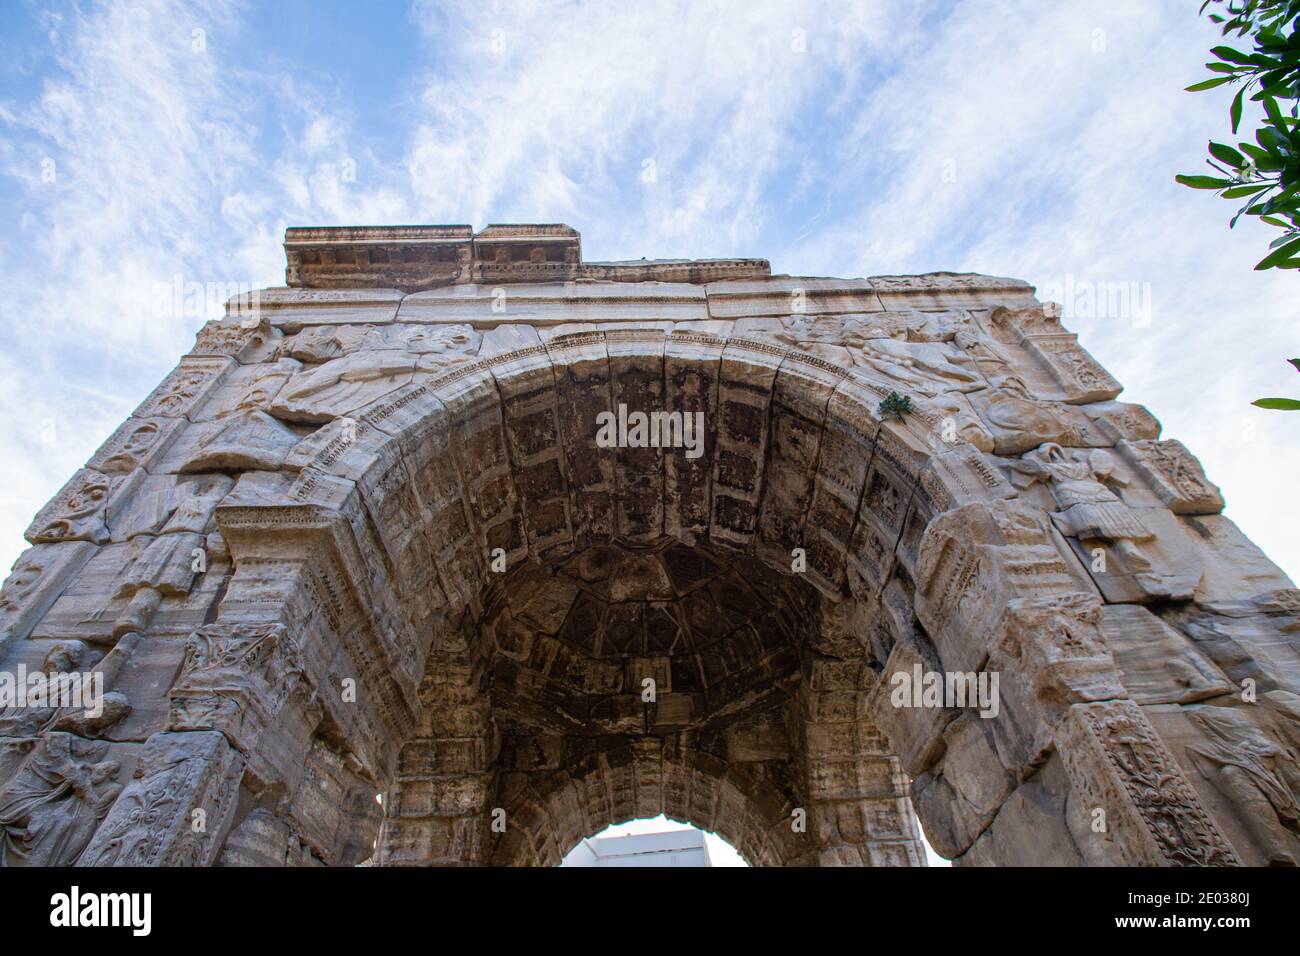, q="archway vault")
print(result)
[214,331,945,867]
[2,225,1298,868]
